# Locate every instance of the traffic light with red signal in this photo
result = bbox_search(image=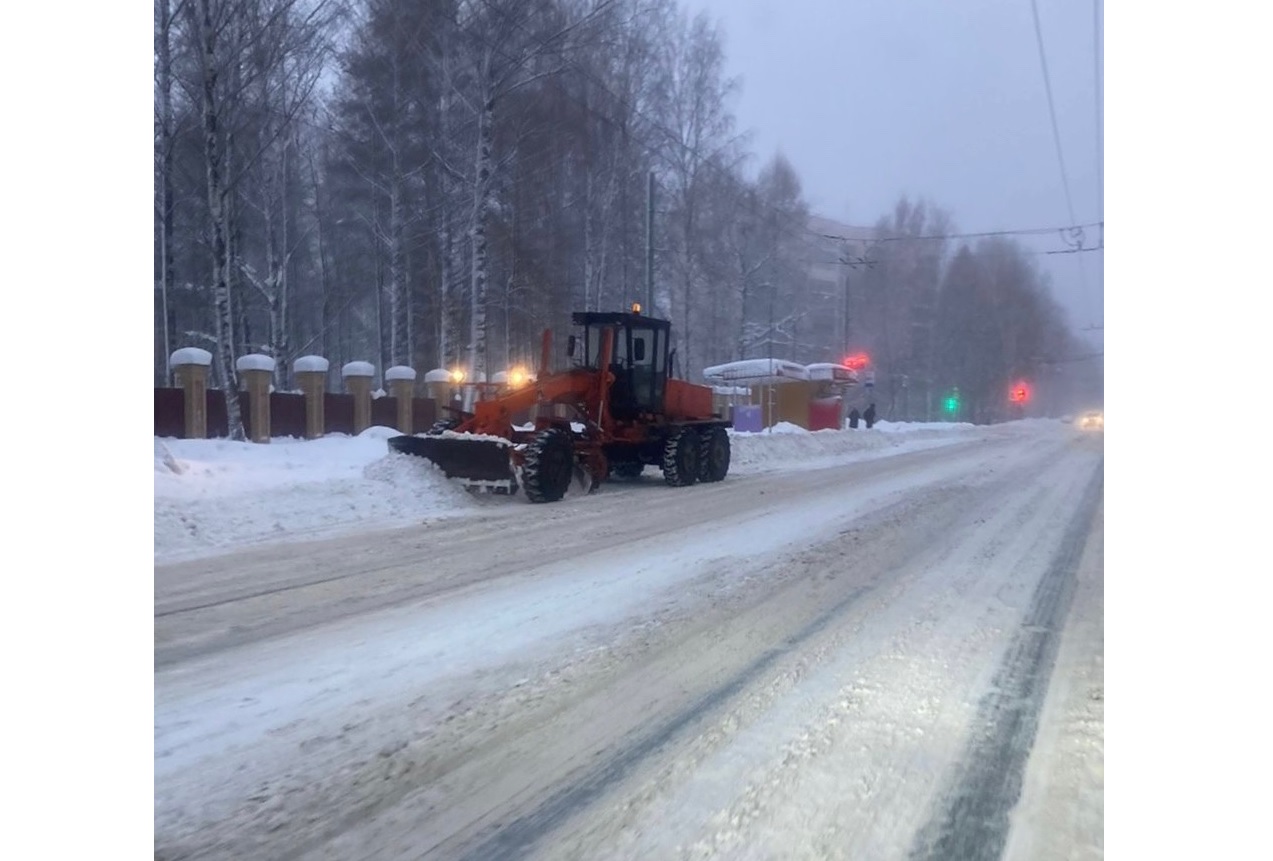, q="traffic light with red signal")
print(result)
[1009,381,1030,403]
